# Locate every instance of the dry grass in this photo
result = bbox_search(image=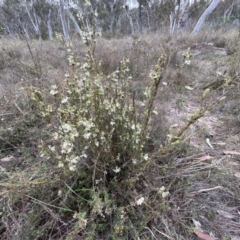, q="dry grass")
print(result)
[0,27,240,239]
